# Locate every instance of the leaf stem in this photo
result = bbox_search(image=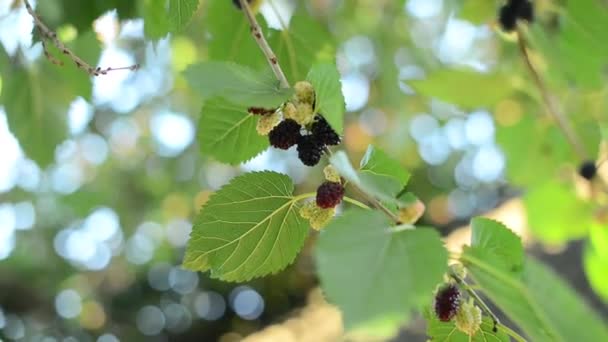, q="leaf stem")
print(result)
[239,0,290,88]
[499,323,528,342]
[449,270,502,332]
[23,0,139,76]
[515,26,588,160]
[343,196,371,209]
